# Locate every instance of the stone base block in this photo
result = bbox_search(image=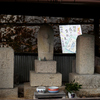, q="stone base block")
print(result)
[30,71,62,86]
[69,73,100,89]
[0,87,18,98]
[35,60,56,73]
[76,88,100,97]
